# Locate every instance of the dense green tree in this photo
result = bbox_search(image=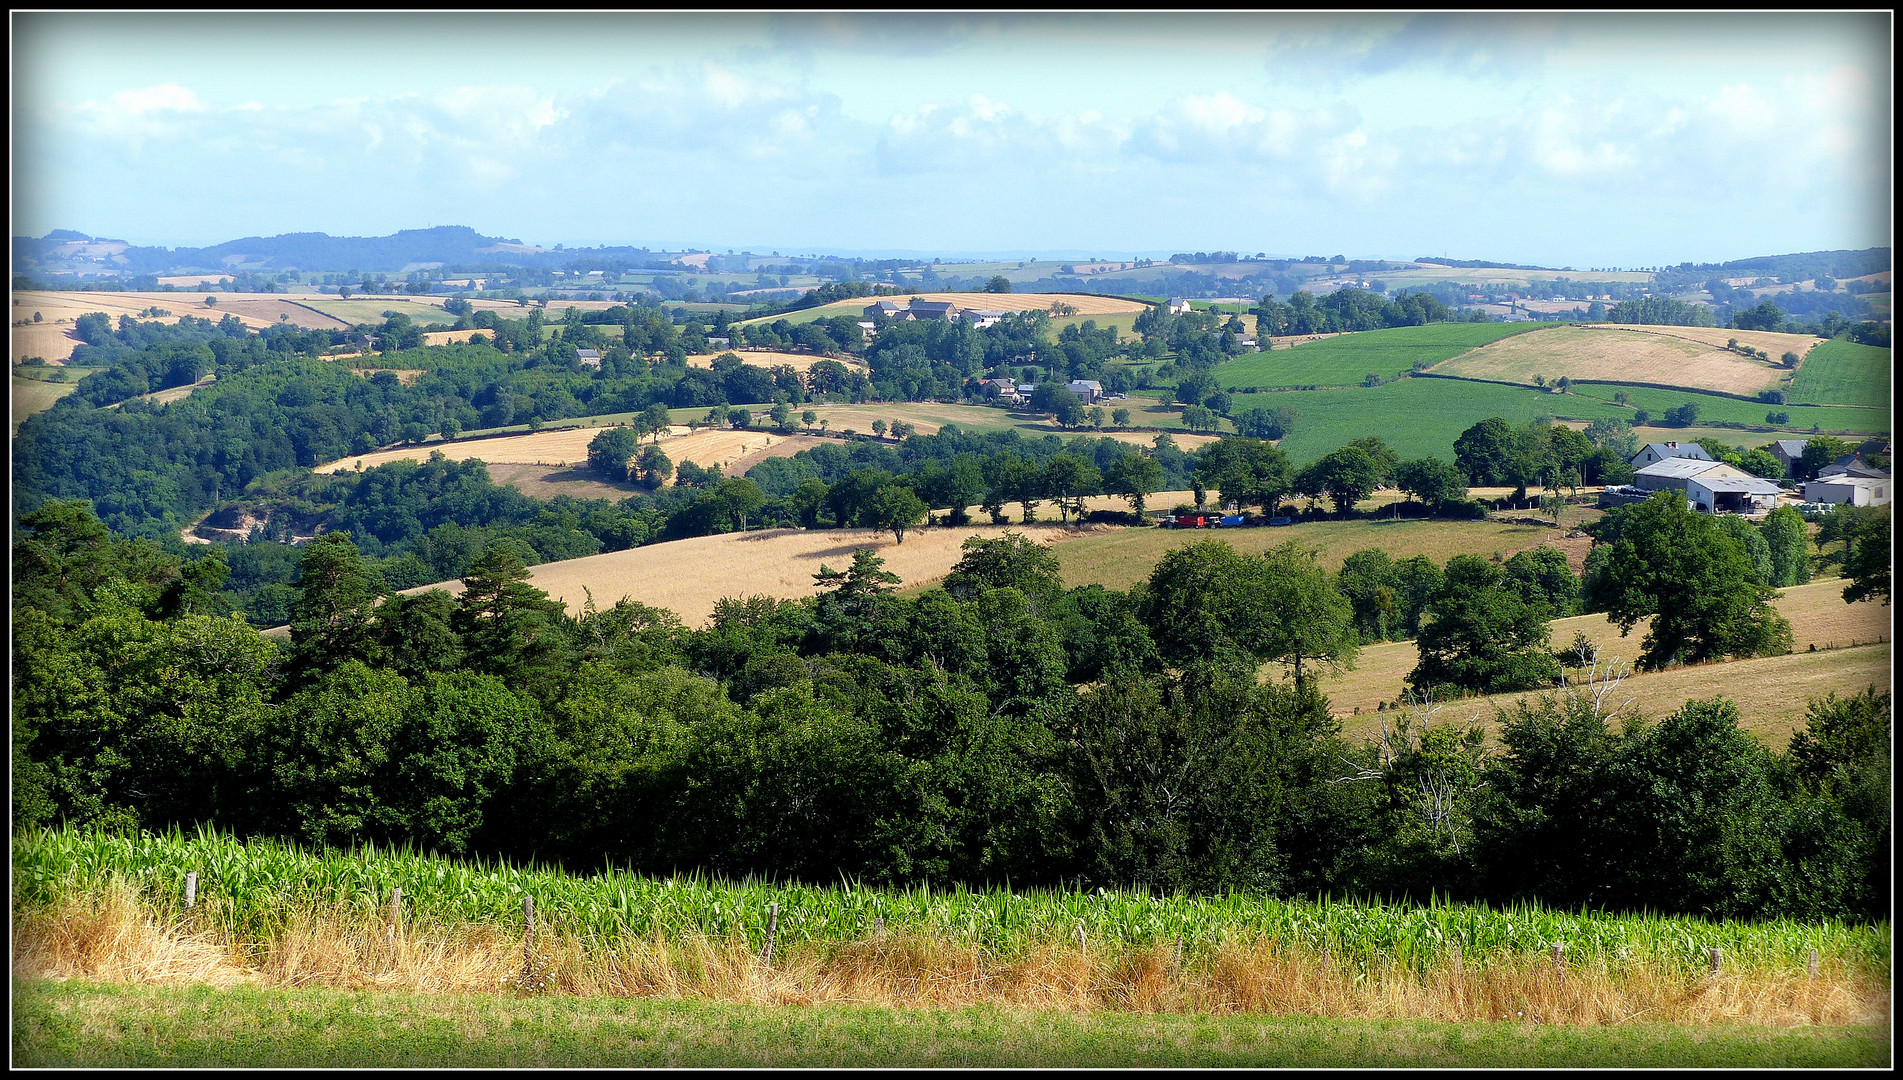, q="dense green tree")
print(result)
[1453,417,1515,485]
[942,532,1064,610]
[287,533,388,686]
[586,426,641,481]
[869,484,928,544]
[1502,546,1580,617]
[1393,457,1467,511]
[1297,445,1382,516]
[1582,492,1793,668]
[1839,508,1891,605]
[1409,554,1562,696]
[1191,437,1290,512]
[450,547,571,696]
[1103,451,1163,517]
[1759,504,1812,588]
